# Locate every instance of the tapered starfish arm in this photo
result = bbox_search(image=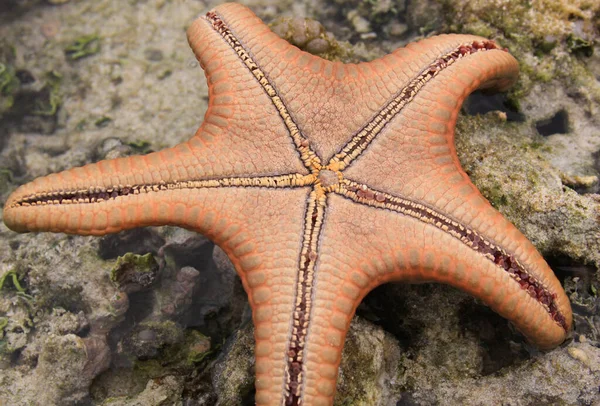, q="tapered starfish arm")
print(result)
[298,191,571,405]
[340,34,519,179]
[2,156,309,234]
[2,82,313,234]
[187,5,323,171]
[3,3,327,235]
